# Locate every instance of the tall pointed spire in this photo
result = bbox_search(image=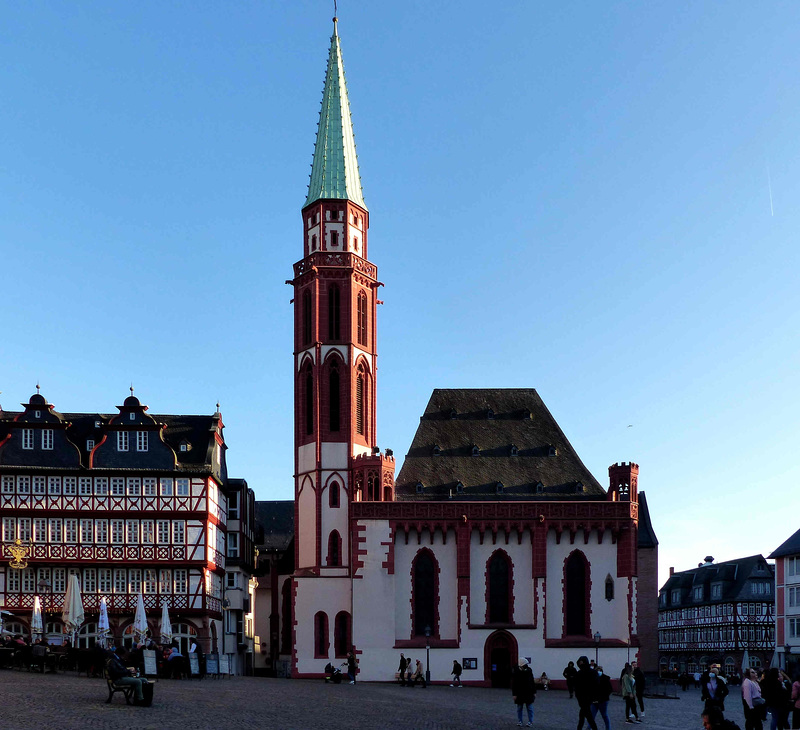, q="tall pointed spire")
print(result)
[304,17,366,210]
